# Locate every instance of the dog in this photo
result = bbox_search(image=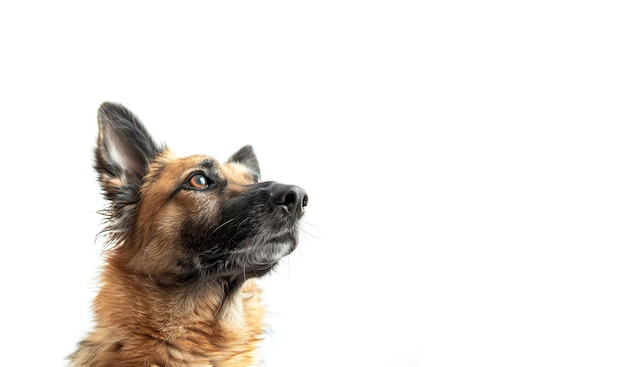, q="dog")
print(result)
[69,102,307,367]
